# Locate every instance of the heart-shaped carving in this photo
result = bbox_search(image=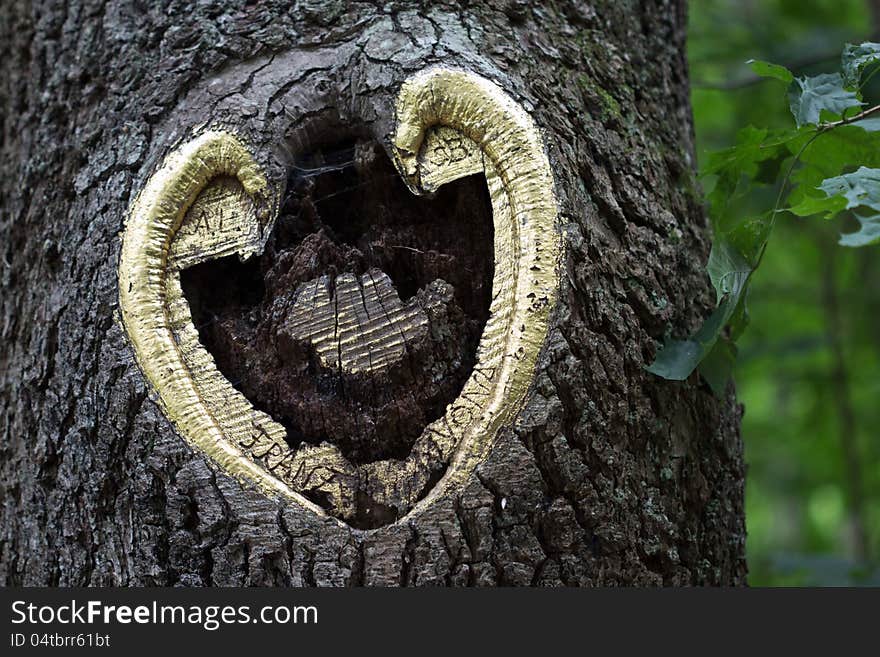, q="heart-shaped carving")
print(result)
[118,67,560,529]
